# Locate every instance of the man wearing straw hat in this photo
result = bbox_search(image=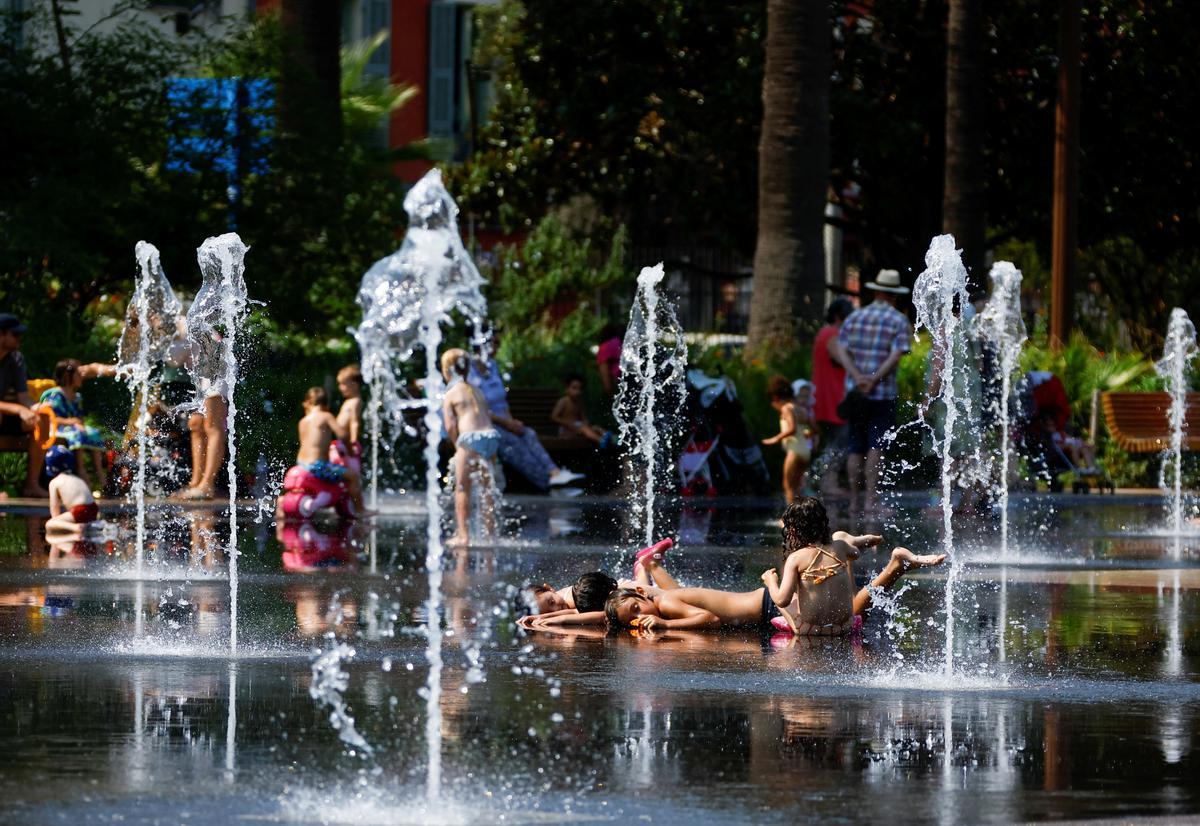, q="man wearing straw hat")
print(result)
[828,270,911,515]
